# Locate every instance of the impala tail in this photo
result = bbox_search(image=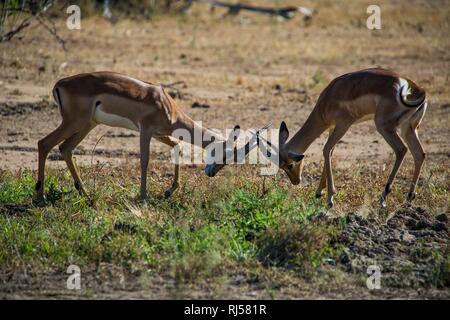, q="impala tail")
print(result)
[52,84,64,116]
[398,78,426,108]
